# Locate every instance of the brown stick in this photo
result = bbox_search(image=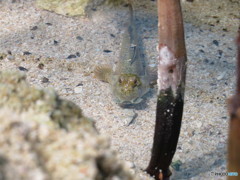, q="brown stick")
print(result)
[146,0,187,179]
[227,31,240,180]
[237,30,240,94]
